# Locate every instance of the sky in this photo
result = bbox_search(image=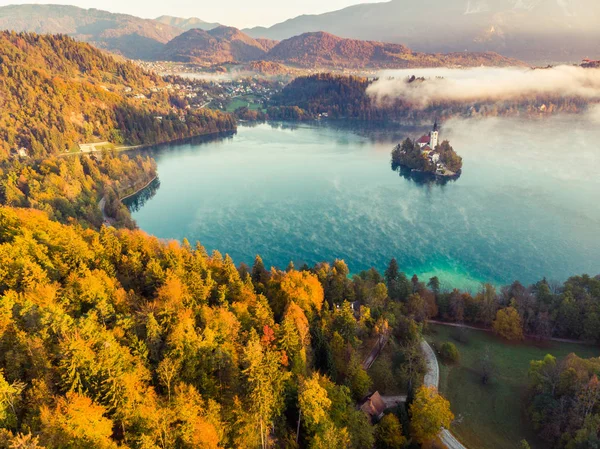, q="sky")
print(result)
[0,0,384,28]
